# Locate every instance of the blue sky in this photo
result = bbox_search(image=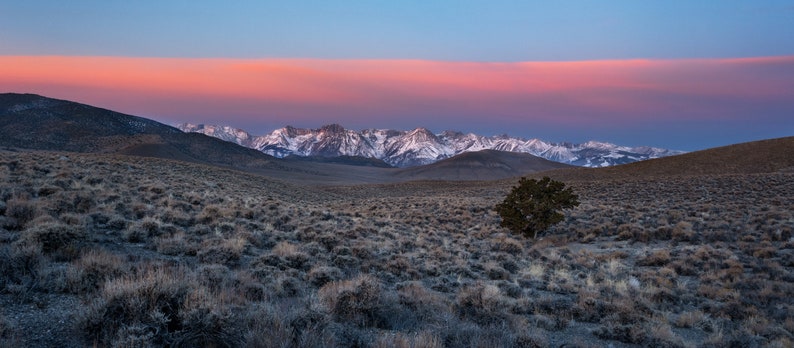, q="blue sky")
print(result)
[1,1,793,150]
[3,1,793,60]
